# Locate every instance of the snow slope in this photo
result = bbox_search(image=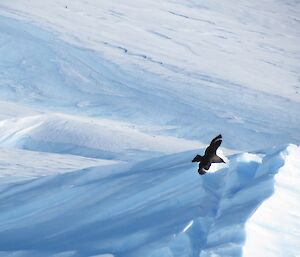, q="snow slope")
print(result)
[243,144,300,257]
[1,0,299,101]
[0,145,298,257]
[0,2,299,150]
[0,147,118,184]
[0,112,200,161]
[0,0,299,256]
